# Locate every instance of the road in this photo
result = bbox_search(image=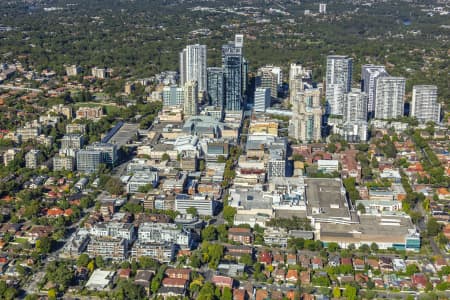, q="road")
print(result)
[0,84,42,93]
